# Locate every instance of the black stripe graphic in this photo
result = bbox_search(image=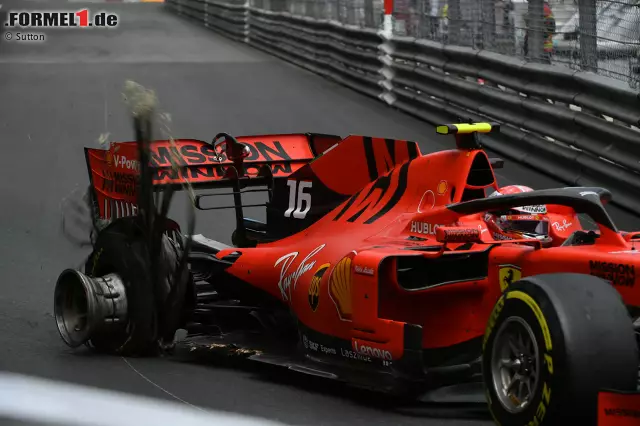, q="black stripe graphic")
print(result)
[364,161,411,224]
[384,138,397,172]
[363,137,377,181]
[333,190,361,221]
[407,141,419,159]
